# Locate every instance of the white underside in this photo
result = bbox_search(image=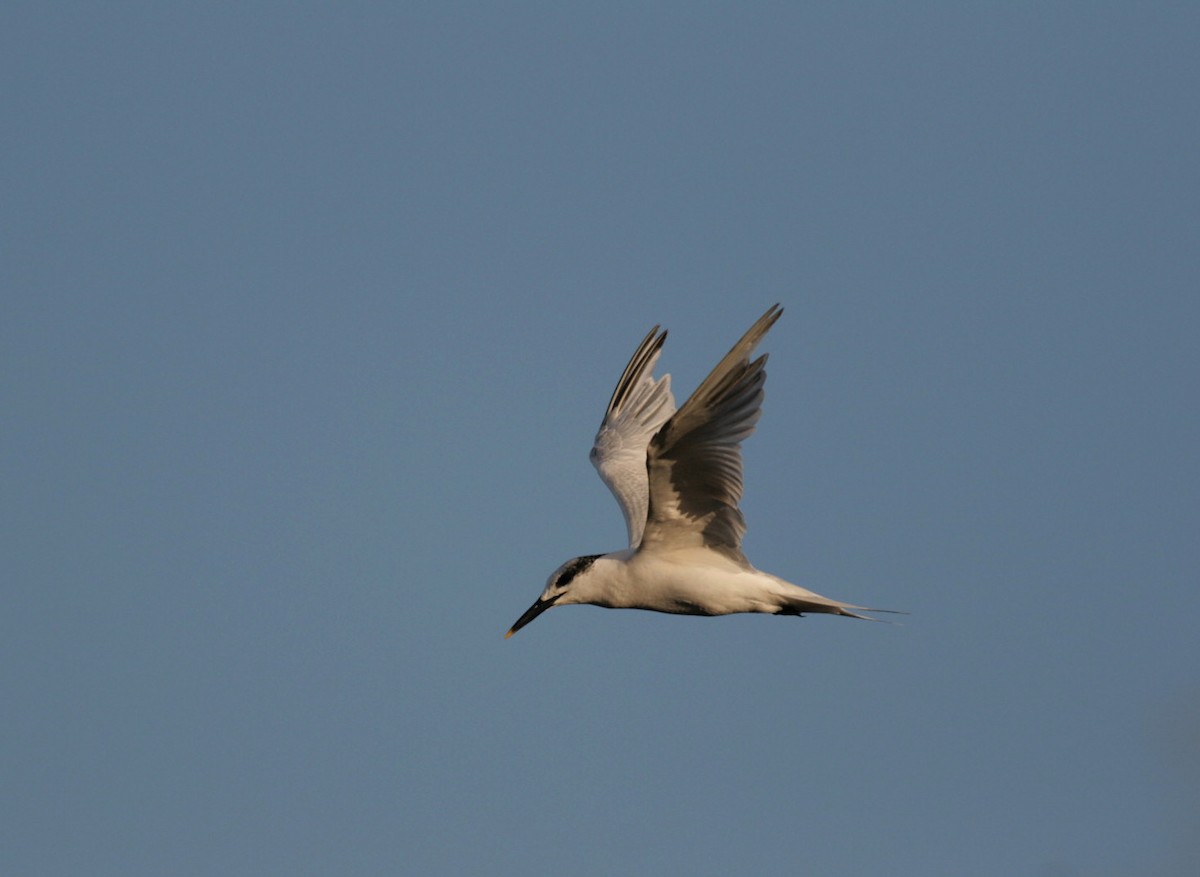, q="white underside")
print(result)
[564,547,860,617]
